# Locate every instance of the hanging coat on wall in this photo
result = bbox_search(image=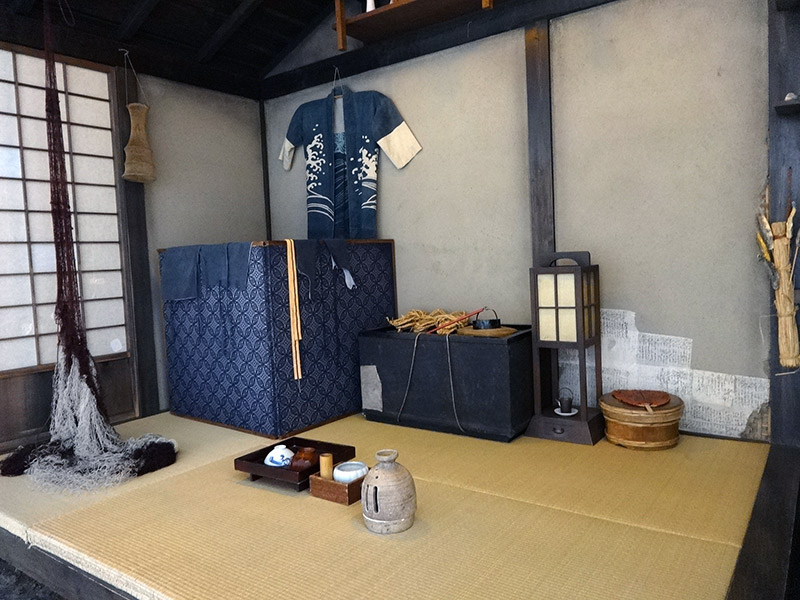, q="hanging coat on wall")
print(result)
[279,86,421,239]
